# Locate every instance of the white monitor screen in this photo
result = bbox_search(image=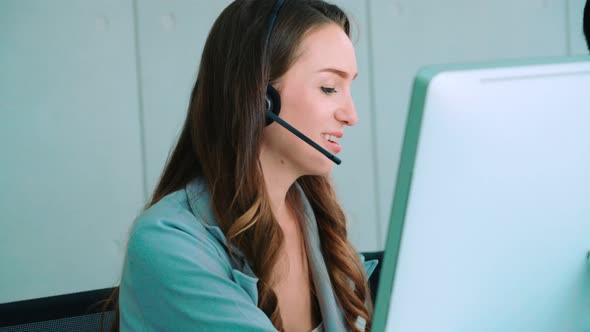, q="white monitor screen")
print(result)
[373,57,590,332]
